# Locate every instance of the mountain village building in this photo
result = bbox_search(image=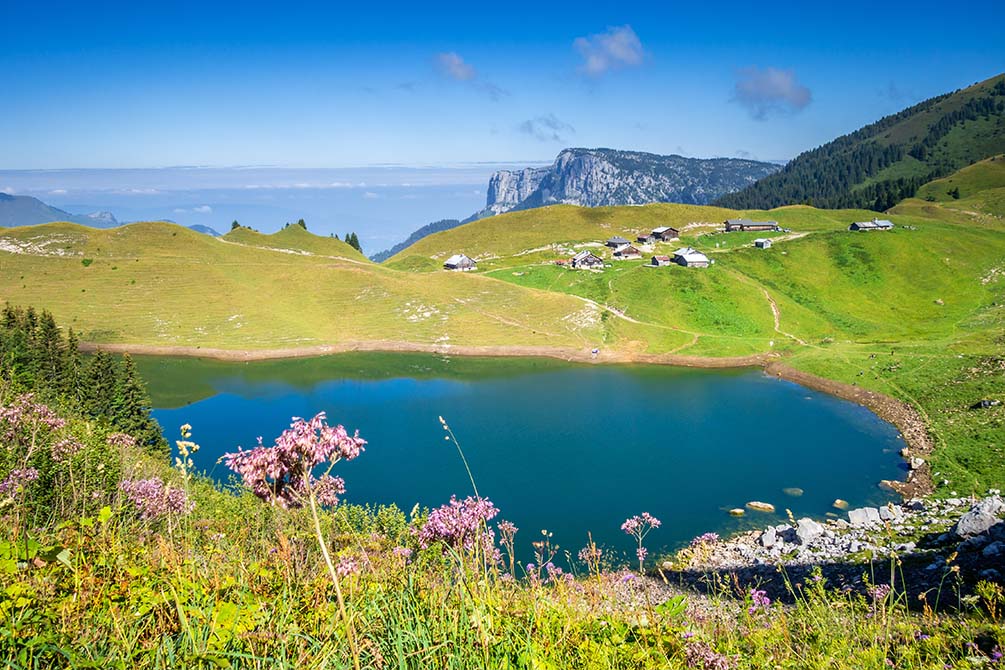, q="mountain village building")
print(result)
[849,219,894,231]
[443,254,477,271]
[672,247,711,268]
